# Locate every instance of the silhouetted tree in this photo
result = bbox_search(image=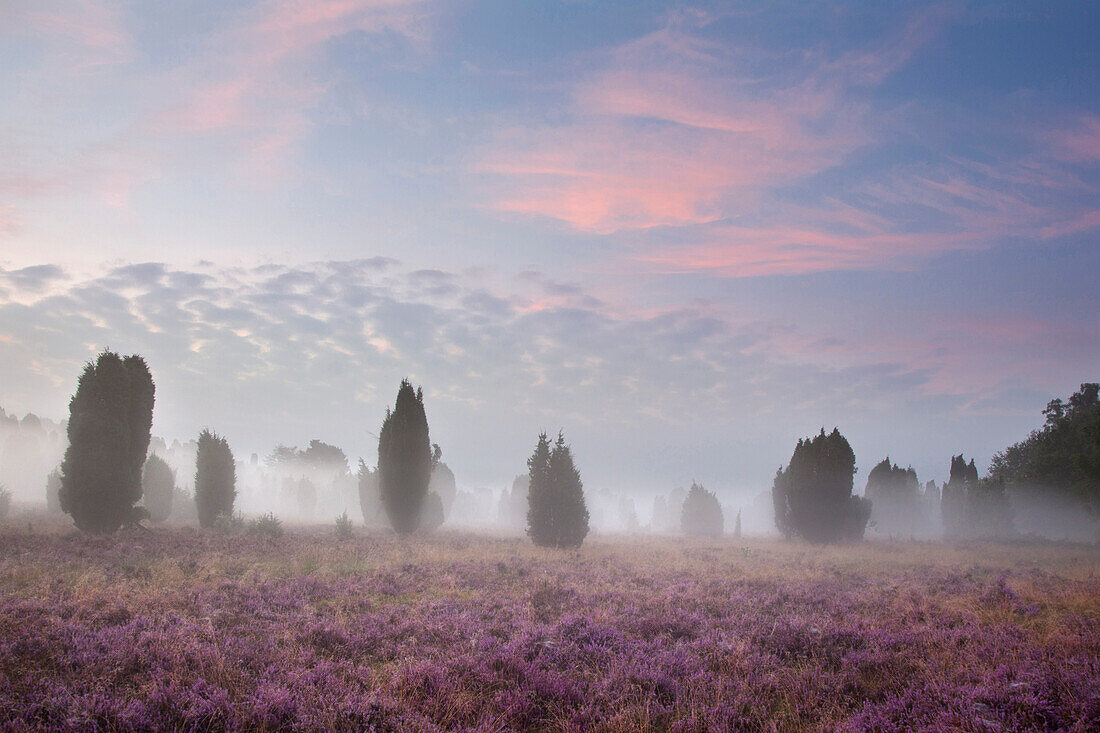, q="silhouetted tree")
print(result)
[681,482,724,538]
[45,469,62,514]
[498,474,529,528]
[772,468,792,539]
[59,350,155,533]
[0,485,10,520]
[941,454,977,538]
[141,454,175,523]
[195,429,235,528]
[865,458,920,536]
[527,431,589,547]
[990,383,1100,514]
[378,380,432,535]
[422,491,445,532]
[966,476,1014,538]
[734,508,742,539]
[357,460,381,525]
[773,428,870,542]
[526,432,554,545]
